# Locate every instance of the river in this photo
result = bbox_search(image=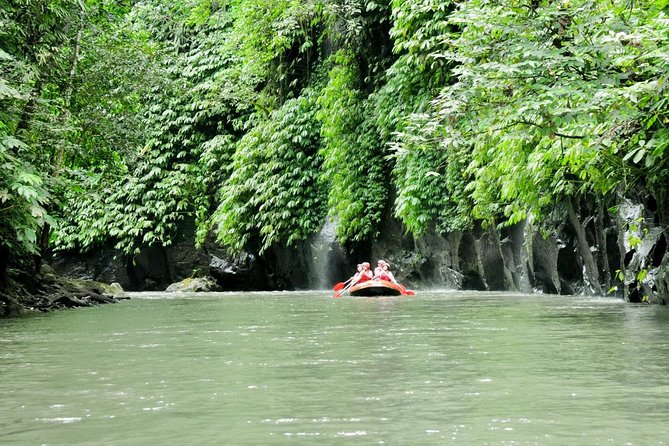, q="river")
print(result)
[1,291,668,445]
